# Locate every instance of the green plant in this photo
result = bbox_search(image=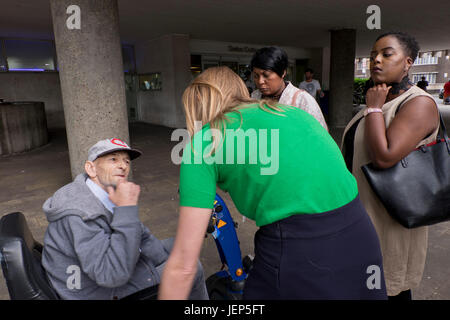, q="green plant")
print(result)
[353,78,369,105]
